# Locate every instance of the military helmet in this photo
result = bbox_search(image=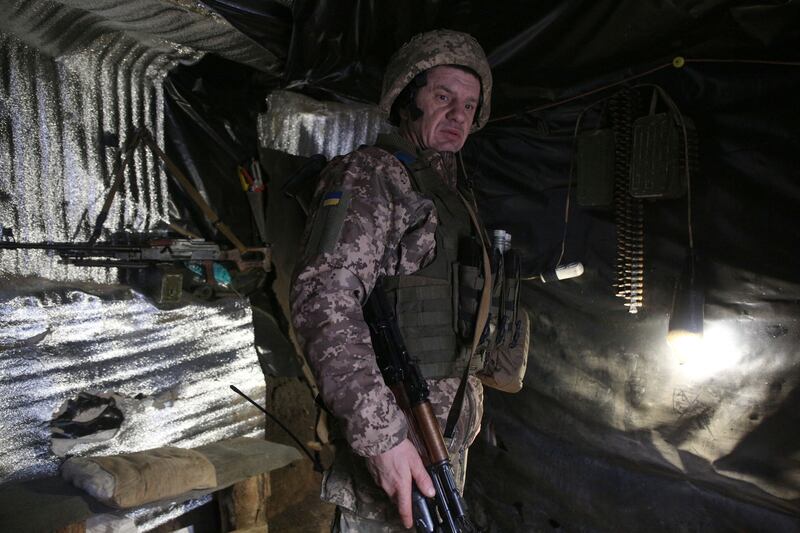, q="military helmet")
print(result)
[379,29,492,130]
